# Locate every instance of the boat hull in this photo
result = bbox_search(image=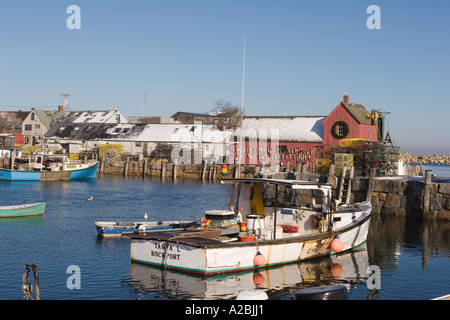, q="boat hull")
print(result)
[95,220,199,237]
[0,202,46,218]
[129,206,372,277]
[0,162,98,181]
